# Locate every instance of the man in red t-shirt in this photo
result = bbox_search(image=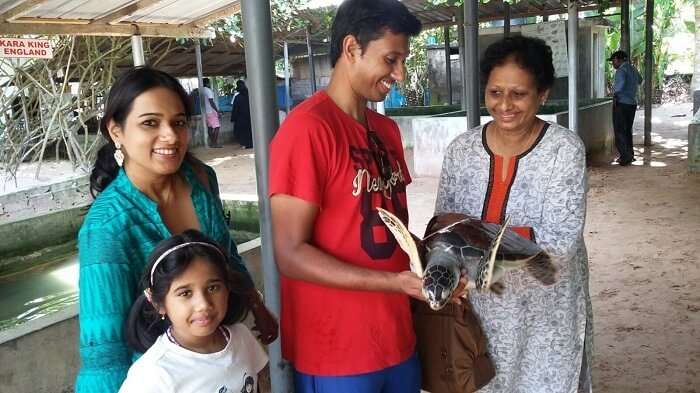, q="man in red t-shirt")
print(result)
[268,1,424,392]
